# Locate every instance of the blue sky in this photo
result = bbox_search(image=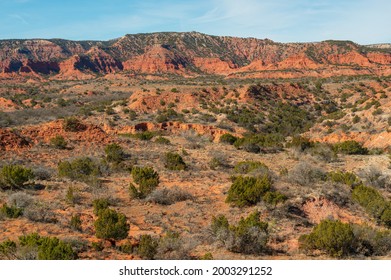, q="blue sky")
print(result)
[0,0,390,44]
